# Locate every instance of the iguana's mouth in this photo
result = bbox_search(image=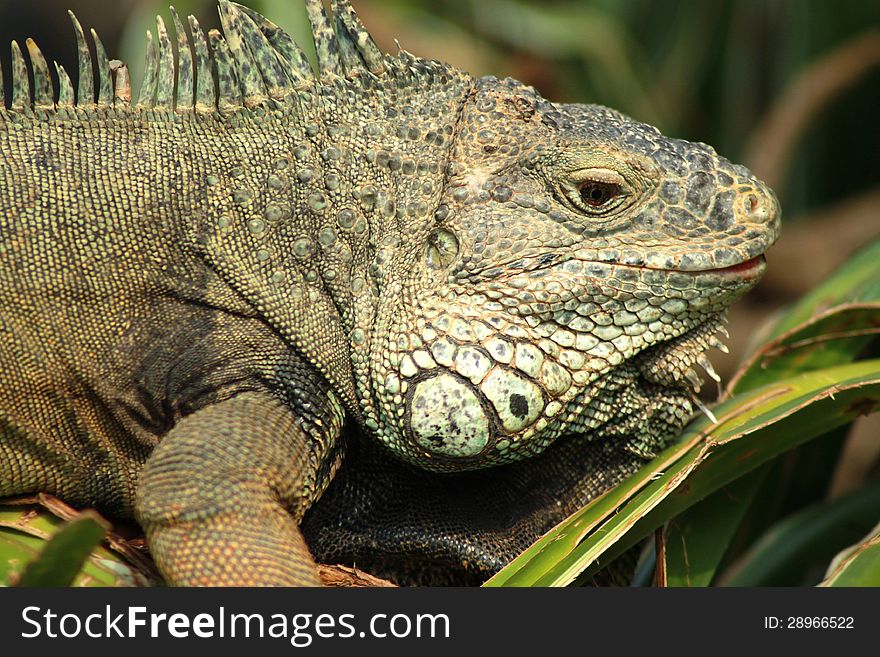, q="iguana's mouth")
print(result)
[467,254,767,284]
[702,255,765,277]
[640,255,766,277]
